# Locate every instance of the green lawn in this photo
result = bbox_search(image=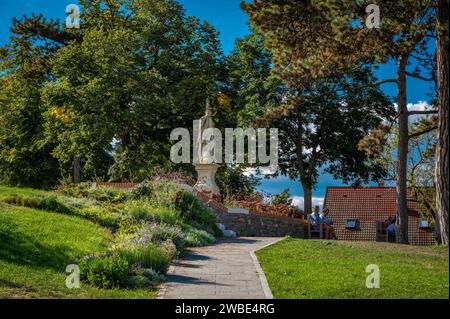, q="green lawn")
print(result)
[256,238,449,299]
[0,203,157,299]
